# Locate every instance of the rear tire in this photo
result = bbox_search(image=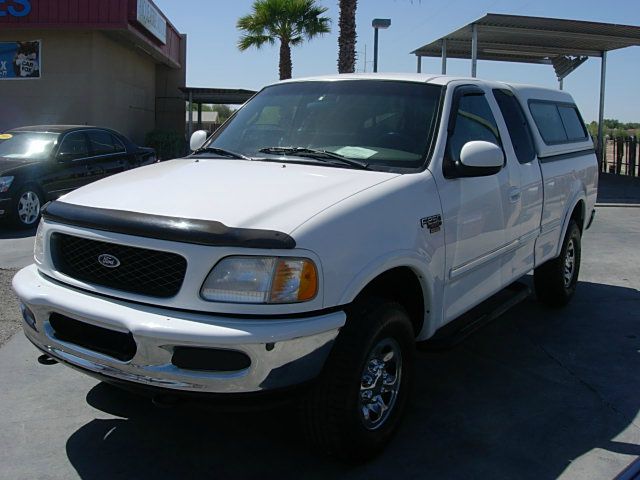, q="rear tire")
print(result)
[534,220,581,307]
[302,299,415,462]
